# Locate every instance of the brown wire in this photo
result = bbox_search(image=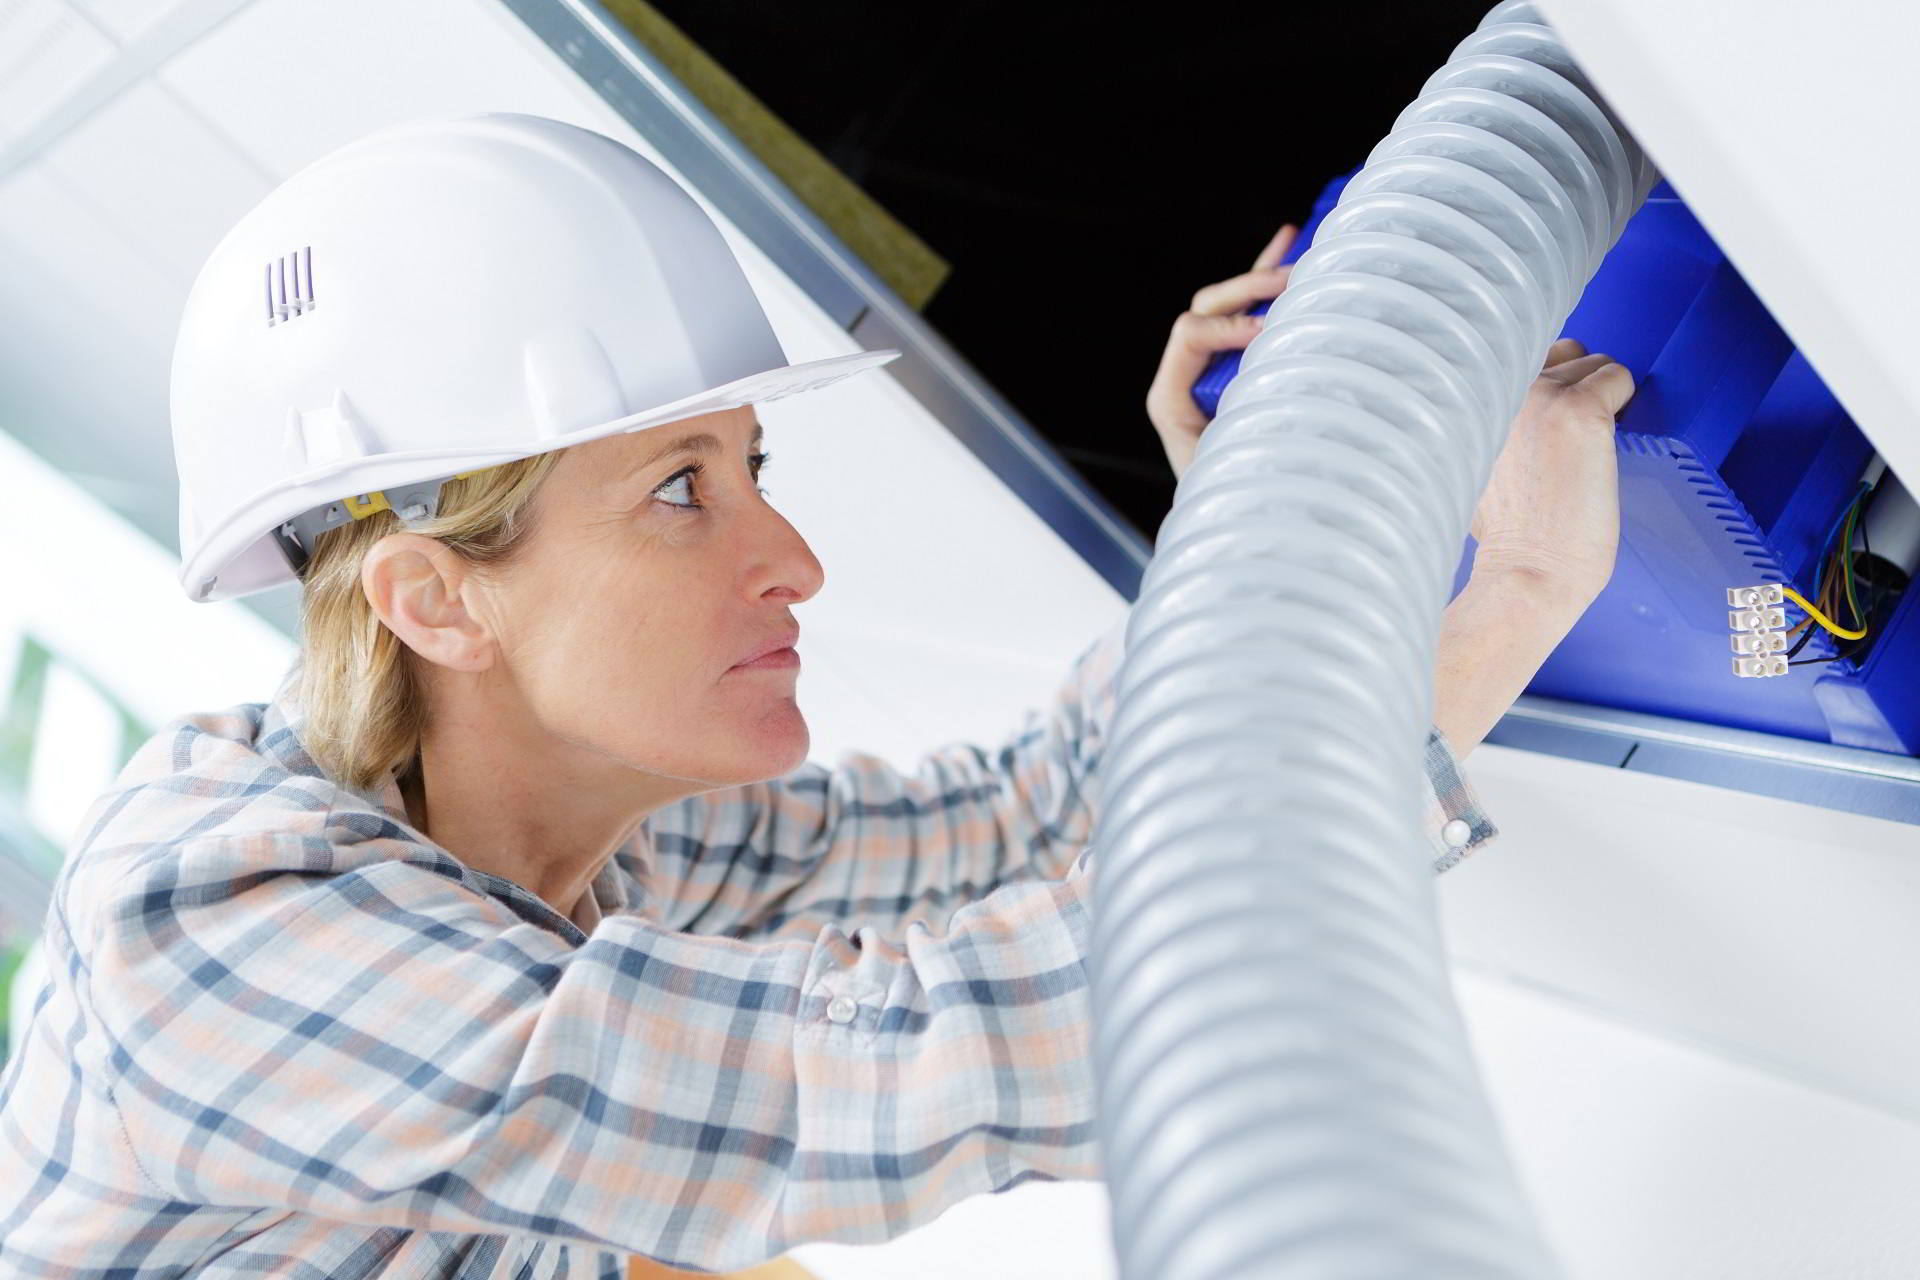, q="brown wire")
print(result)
[1783,533,1845,646]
